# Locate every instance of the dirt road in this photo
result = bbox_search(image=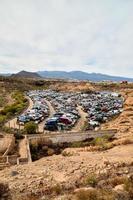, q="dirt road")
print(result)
[71,105,88,132]
[38,99,55,133]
